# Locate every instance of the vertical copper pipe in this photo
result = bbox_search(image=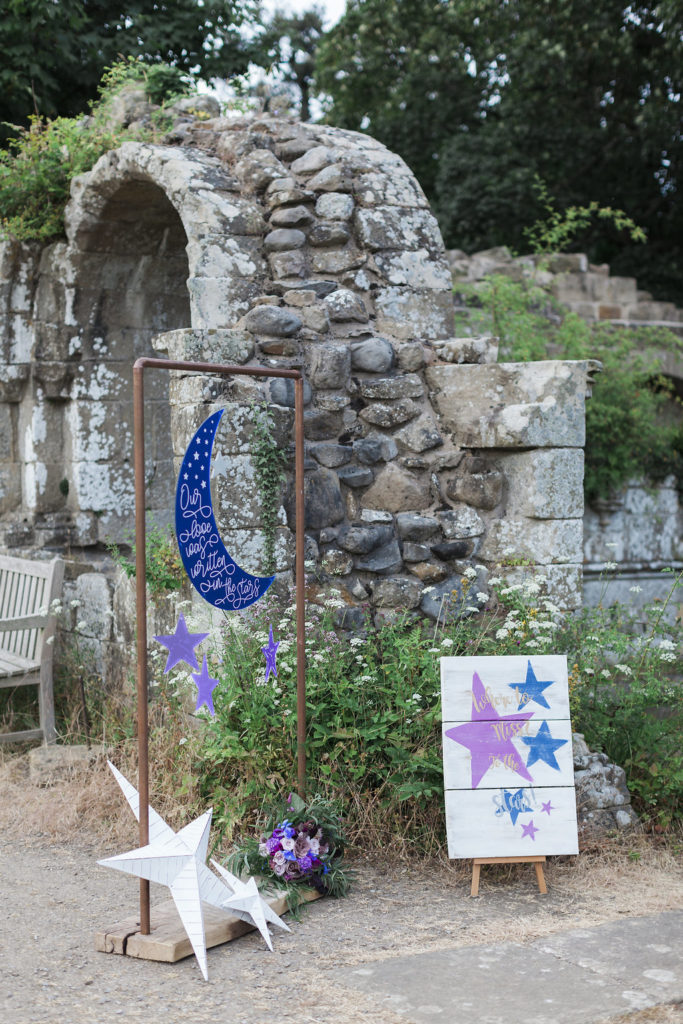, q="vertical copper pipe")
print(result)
[132,365,151,935]
[294,376,306,798]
